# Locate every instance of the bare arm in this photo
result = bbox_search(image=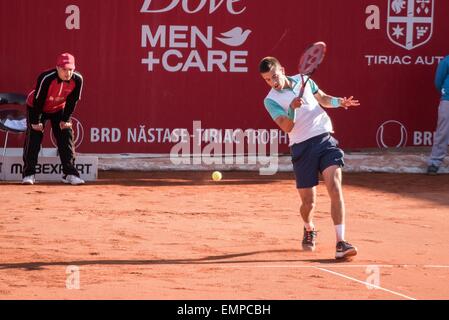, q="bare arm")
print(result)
[274,115,295,133]
[272,95,306,133]
[314,89,360,109]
